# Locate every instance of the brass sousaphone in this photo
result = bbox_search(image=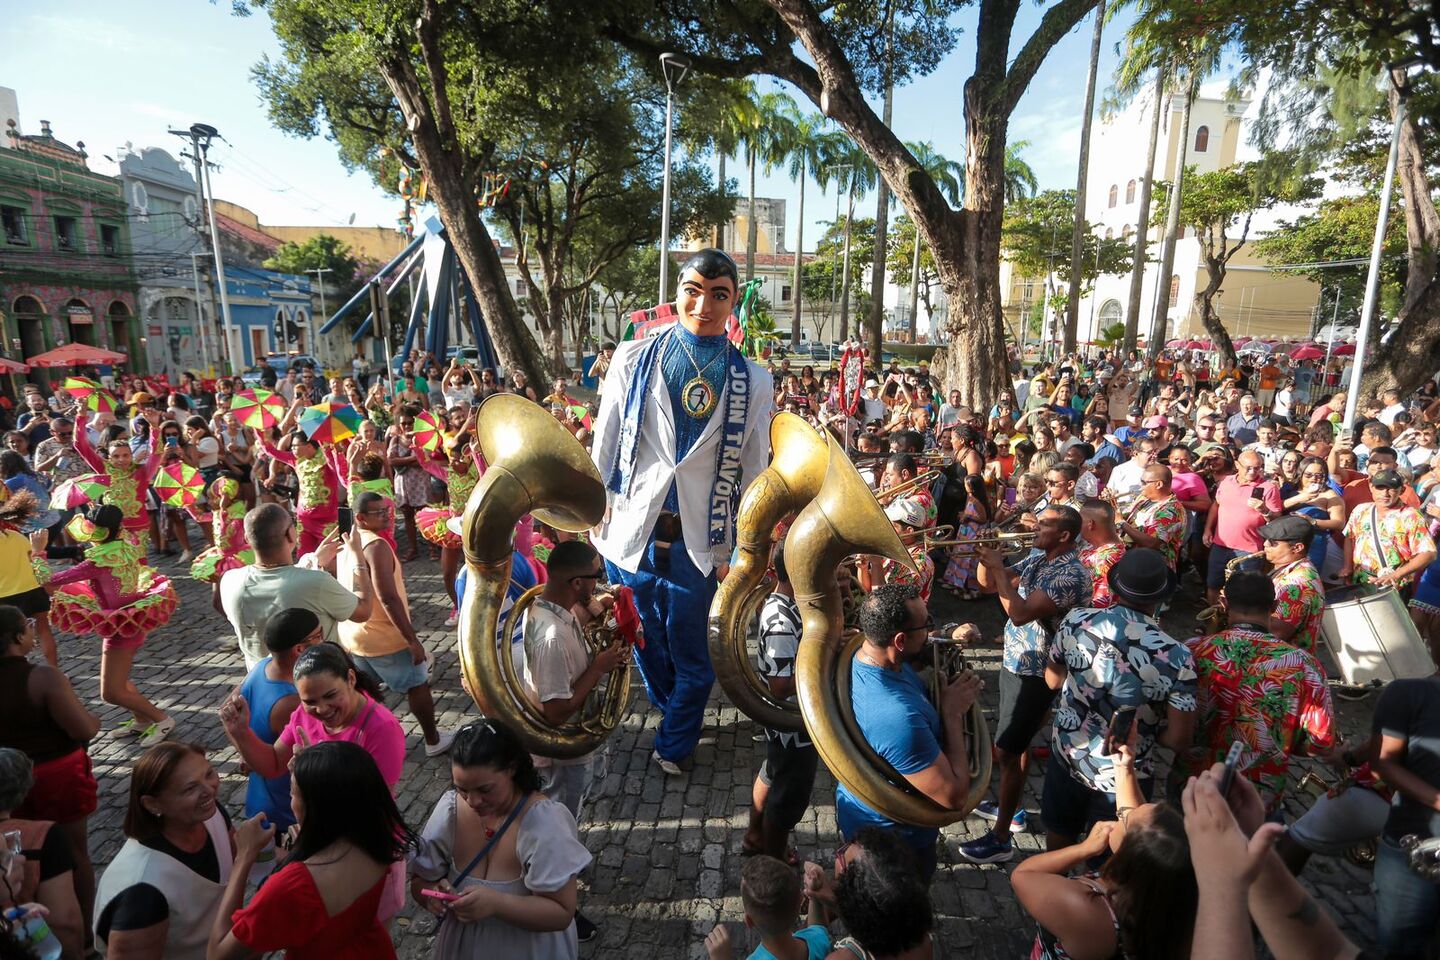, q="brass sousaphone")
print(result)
[706,412,826,732]
[459,393,627,759]
[789,433,992,826]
